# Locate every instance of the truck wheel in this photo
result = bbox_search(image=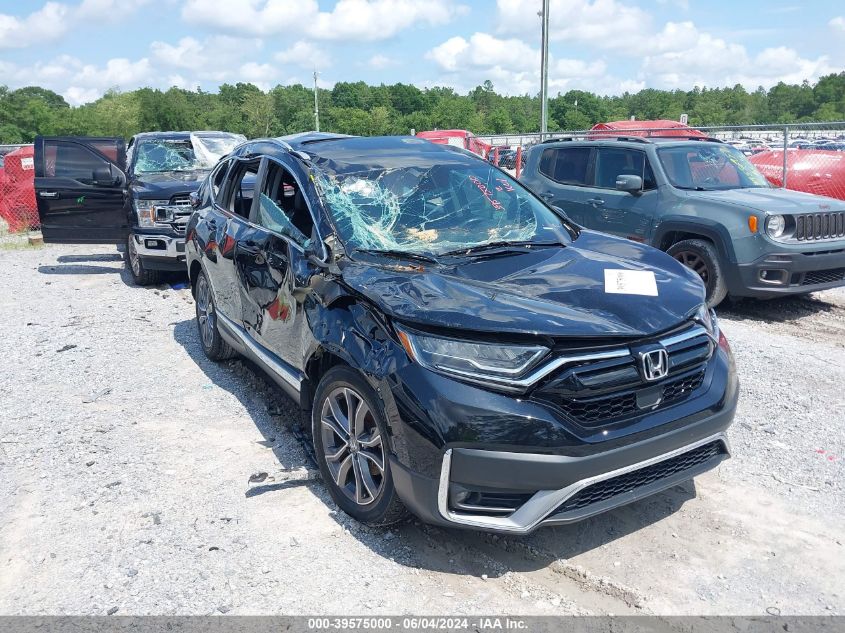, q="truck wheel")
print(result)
[667,239,728,308]
[312,365,407,527]
[125,235,161,286]
[194,270,237,361]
